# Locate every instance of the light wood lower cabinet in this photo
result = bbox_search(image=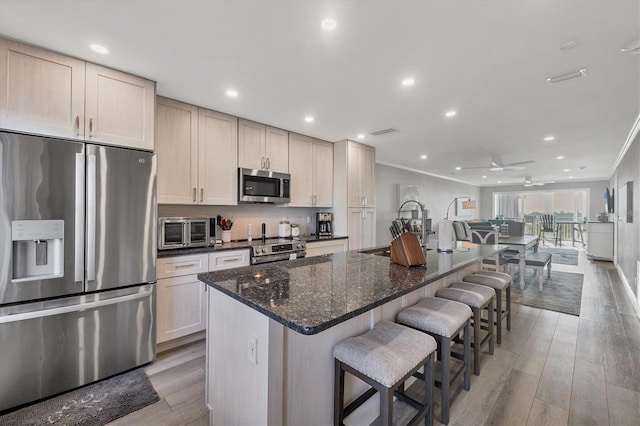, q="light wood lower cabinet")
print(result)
[347,208,376,251]
[156,254,209,344]
[156,250,250,344]
[306,239,348,257]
